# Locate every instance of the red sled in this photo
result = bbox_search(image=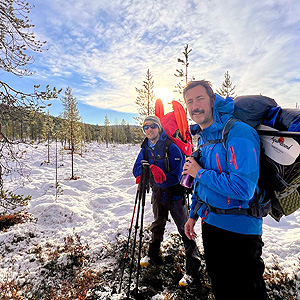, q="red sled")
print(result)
[155,99,193,156]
